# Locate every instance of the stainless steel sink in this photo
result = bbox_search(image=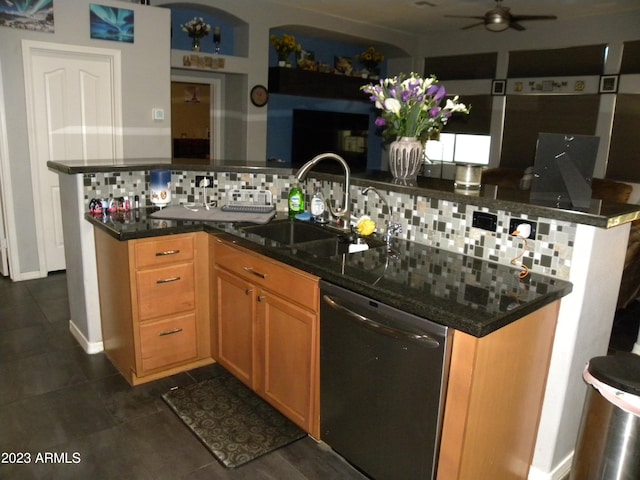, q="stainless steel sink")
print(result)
[241,219,337,245]
[241,219,387,257]
[292,235,387,258]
